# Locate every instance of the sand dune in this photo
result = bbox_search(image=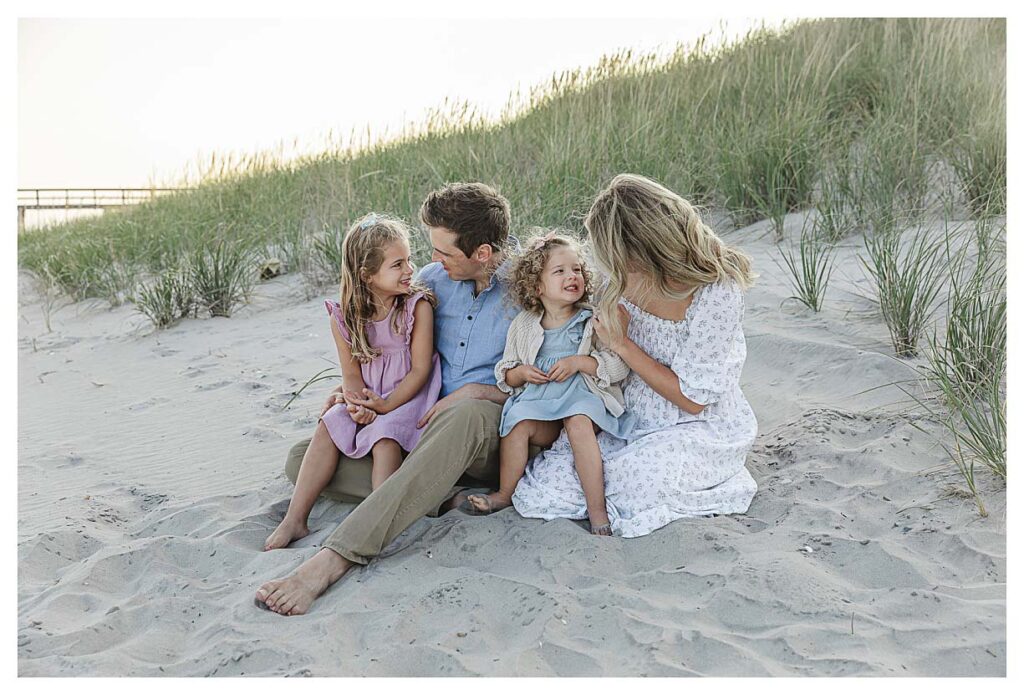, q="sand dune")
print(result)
[18,216,1005,676]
